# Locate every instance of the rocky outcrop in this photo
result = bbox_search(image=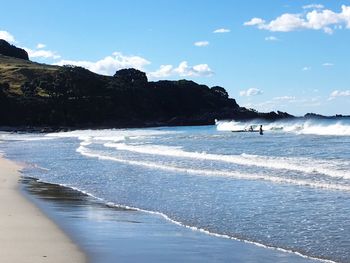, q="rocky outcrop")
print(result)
[0,65,243,127]
[0,42,296,129]
[304,113,350,119]
[0,39,29,60]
